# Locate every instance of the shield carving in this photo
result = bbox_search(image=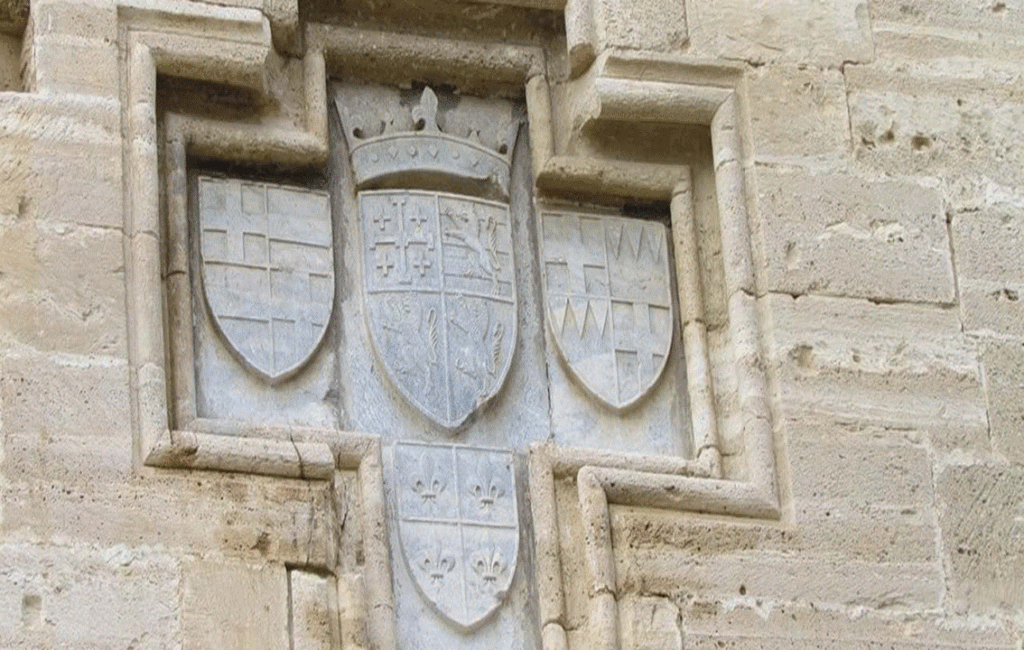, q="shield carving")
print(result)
[360,189,517,428]
[198,176,334,384]
[394,442,518,630]
[540,209,674,410]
